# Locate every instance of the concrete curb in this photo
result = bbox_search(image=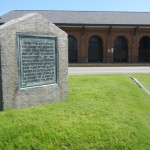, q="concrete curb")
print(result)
[129,76,150,95]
